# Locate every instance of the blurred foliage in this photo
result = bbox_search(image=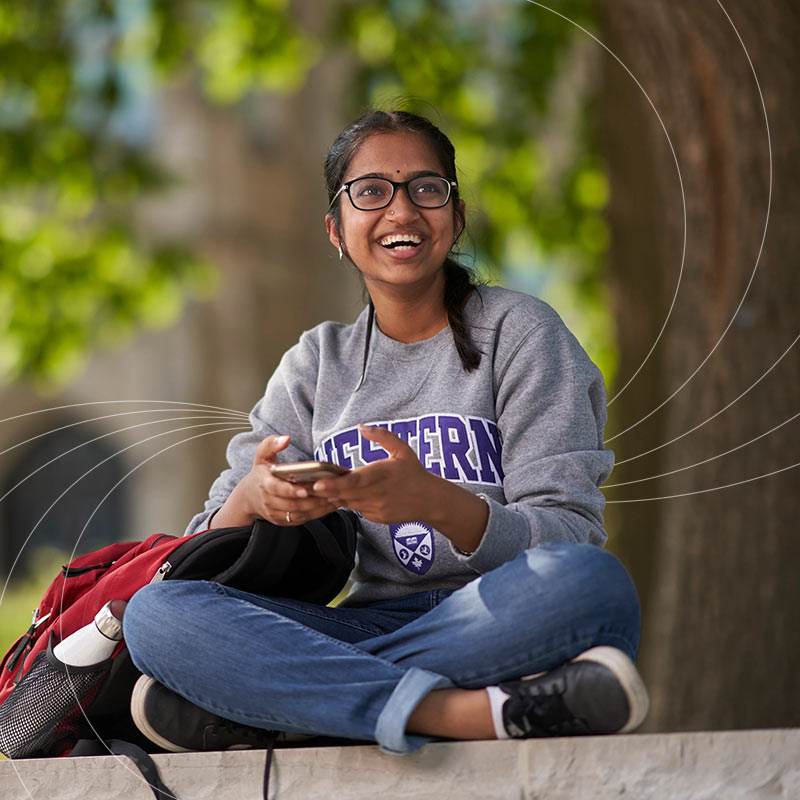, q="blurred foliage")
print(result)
[332,0,615,376]
[0,0,614,386]
[0,0,218,388]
